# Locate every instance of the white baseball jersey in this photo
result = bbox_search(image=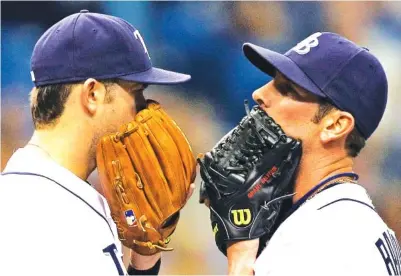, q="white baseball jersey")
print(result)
[254,183,401,276]
[0,146,126,275]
